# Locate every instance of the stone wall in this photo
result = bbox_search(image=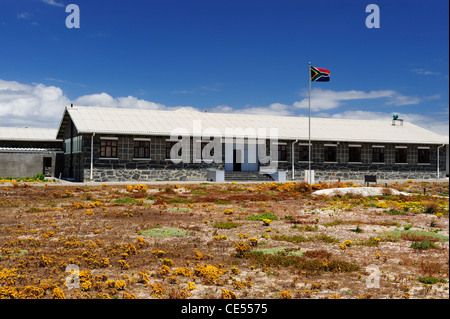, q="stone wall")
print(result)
[79,134,223,182]
[280,141,446,181]
[83,161,222,182]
